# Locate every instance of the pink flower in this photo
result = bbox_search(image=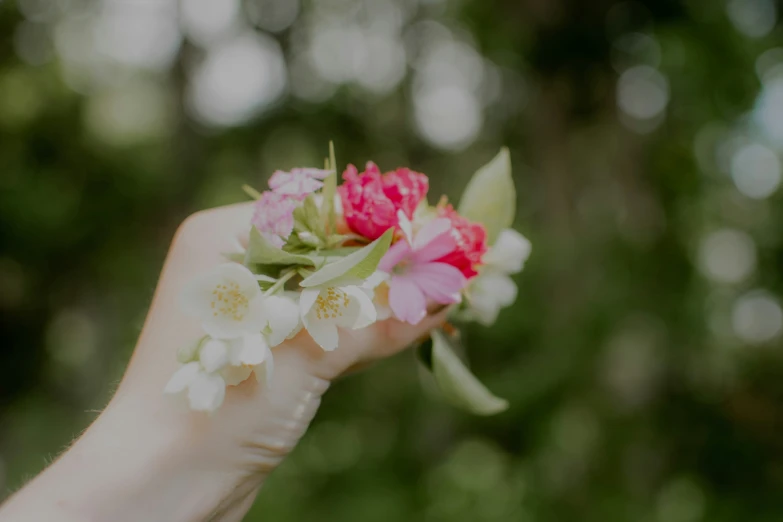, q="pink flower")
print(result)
[434,204,488,279]
[338,162,429,240]
[377,212,467,325]
[251,191,298,248]
[269,168,331,200]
